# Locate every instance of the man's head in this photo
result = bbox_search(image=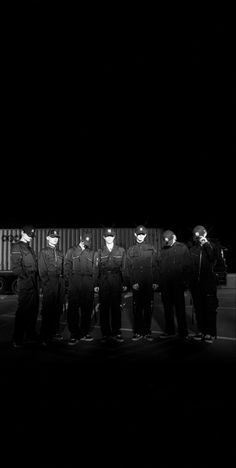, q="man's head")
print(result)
[103,227,116,244]
[22,225,35,242]
[193,225,207,241]
[46,229,60,246]
[134,225,148,243]
[163,230,177,247]
[80,232,92,248]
